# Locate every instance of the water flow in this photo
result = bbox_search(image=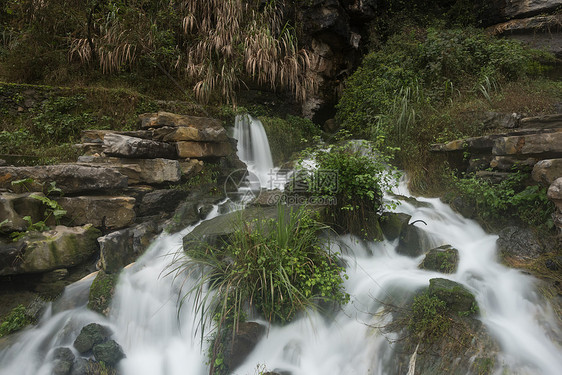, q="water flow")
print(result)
[1,183,561,374]
[233,114,274,188]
